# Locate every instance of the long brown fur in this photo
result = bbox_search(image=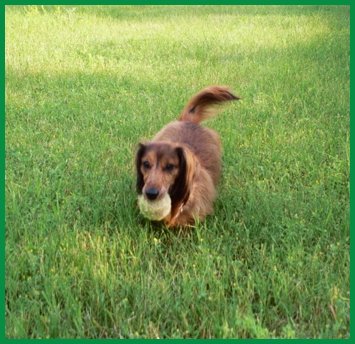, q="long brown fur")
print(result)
[136,86,239,227]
